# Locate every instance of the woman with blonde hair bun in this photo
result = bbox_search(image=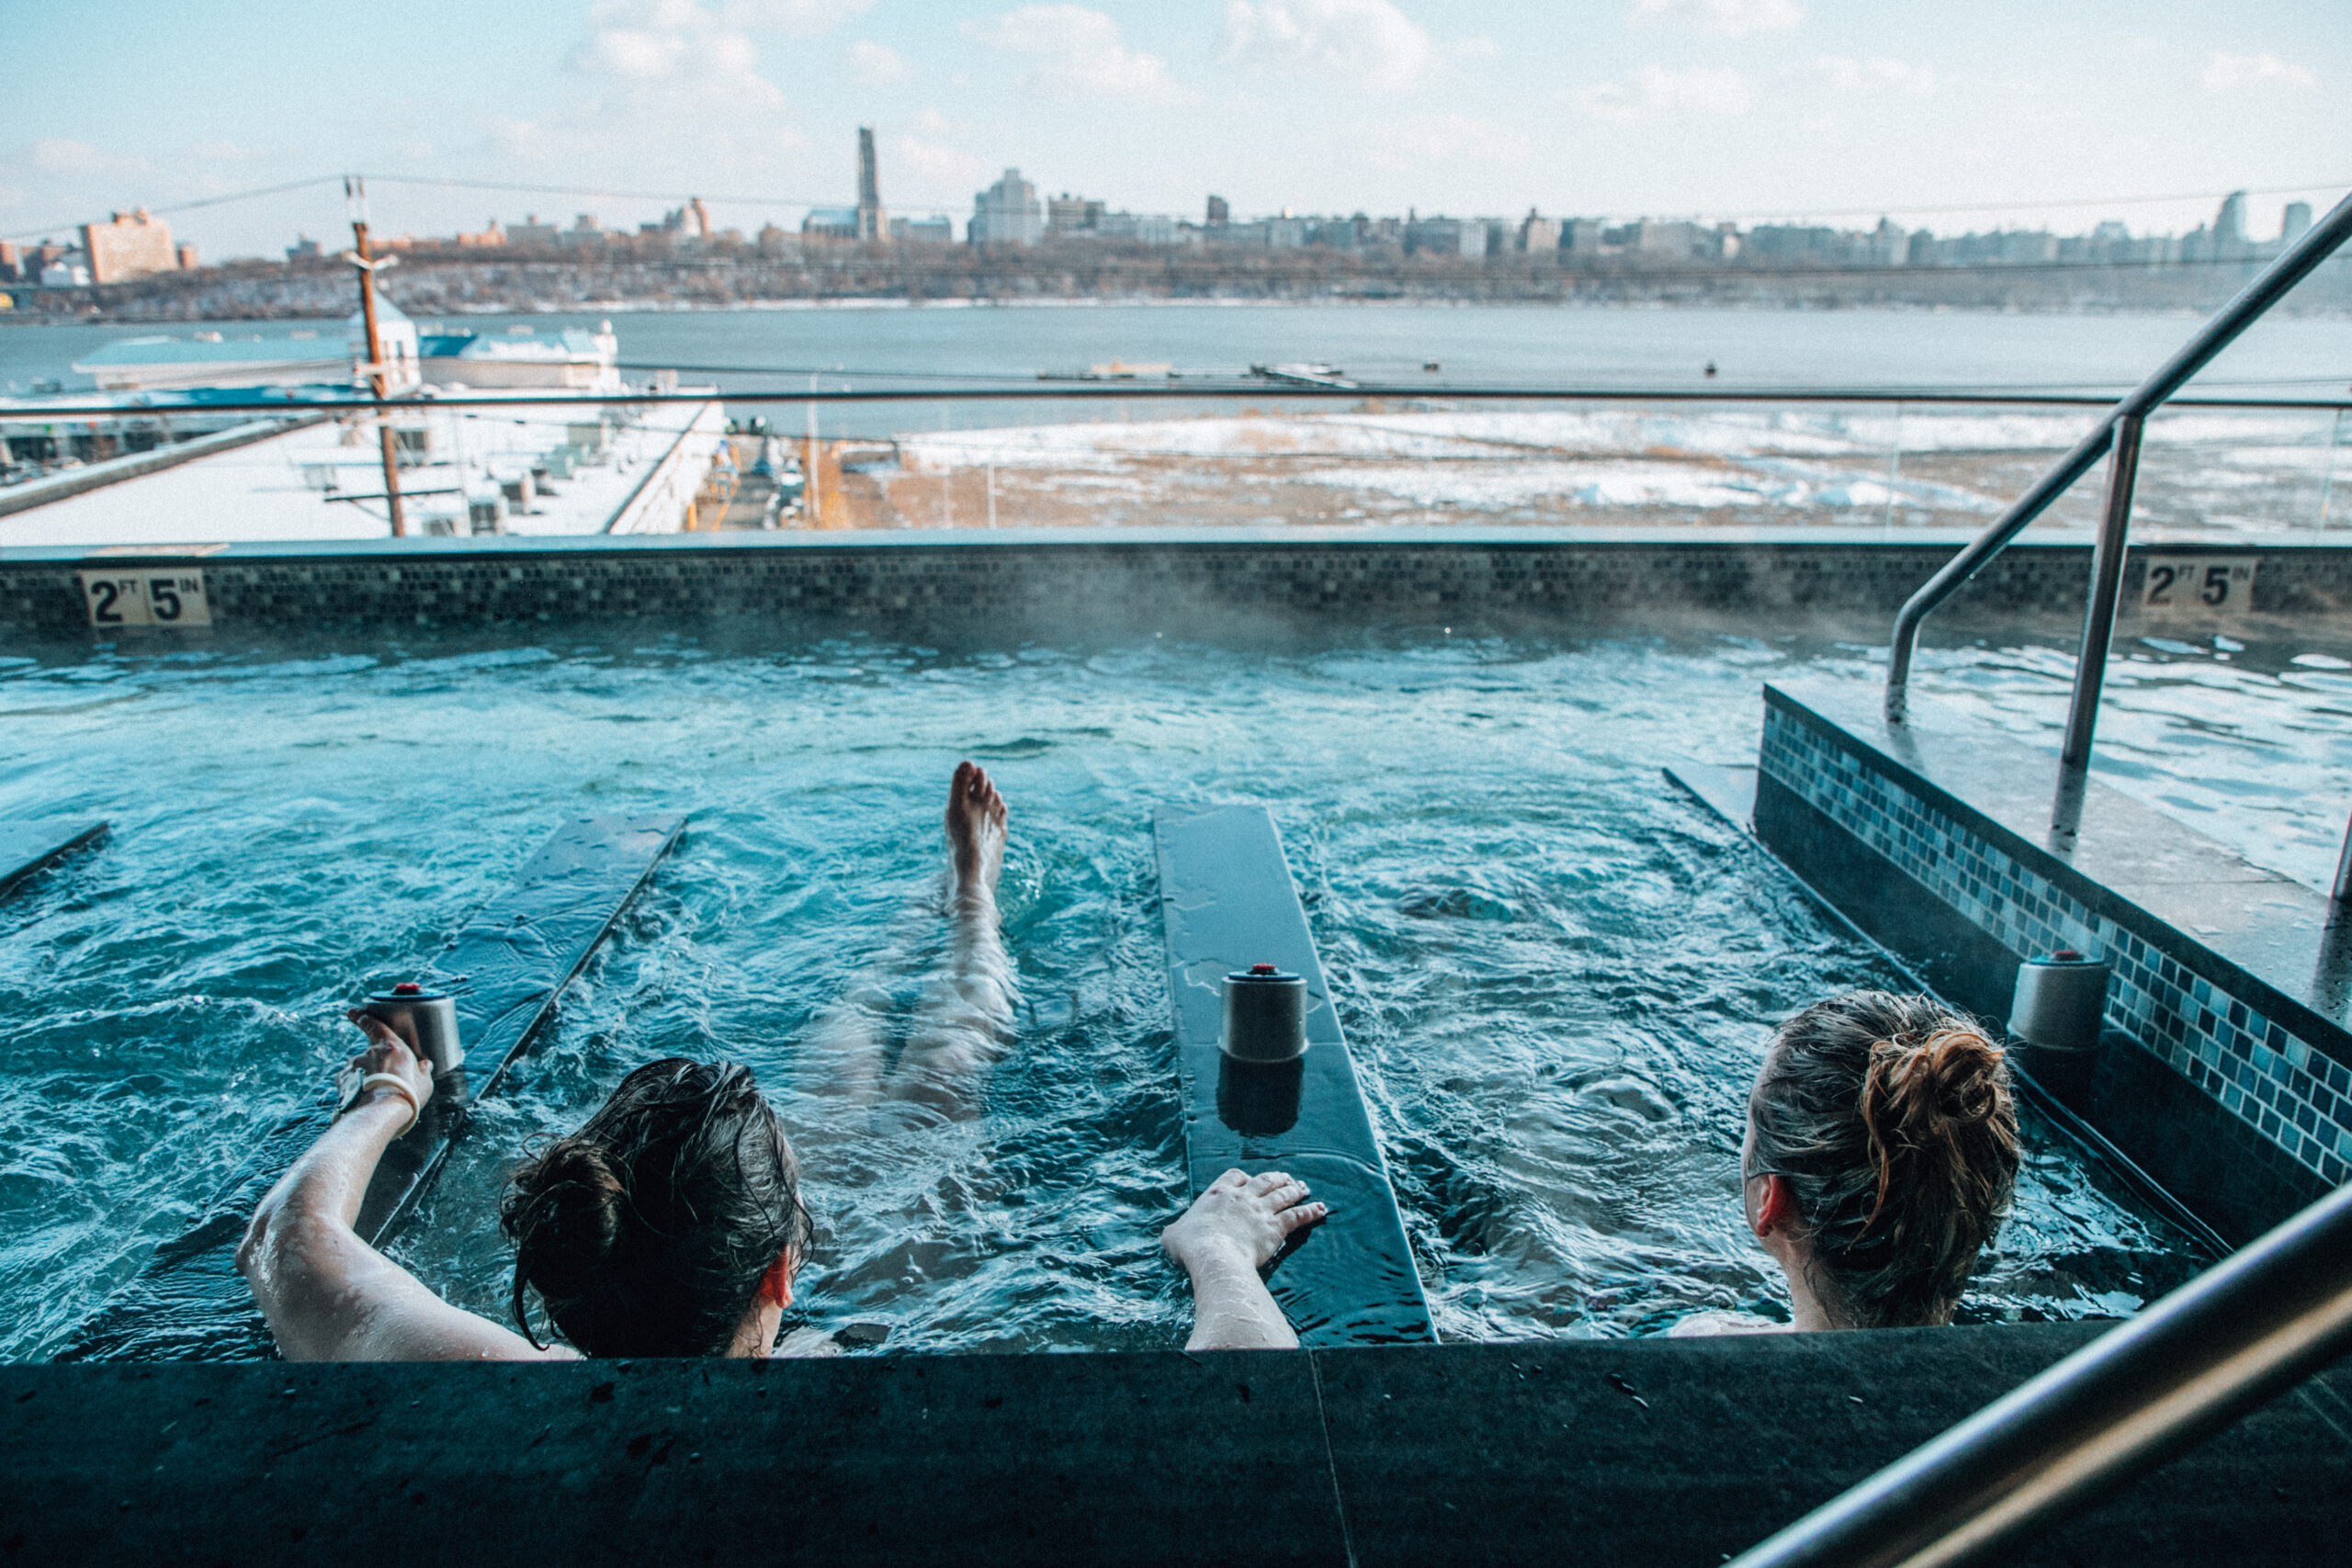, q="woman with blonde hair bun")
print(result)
[1681,990,2021,1335]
